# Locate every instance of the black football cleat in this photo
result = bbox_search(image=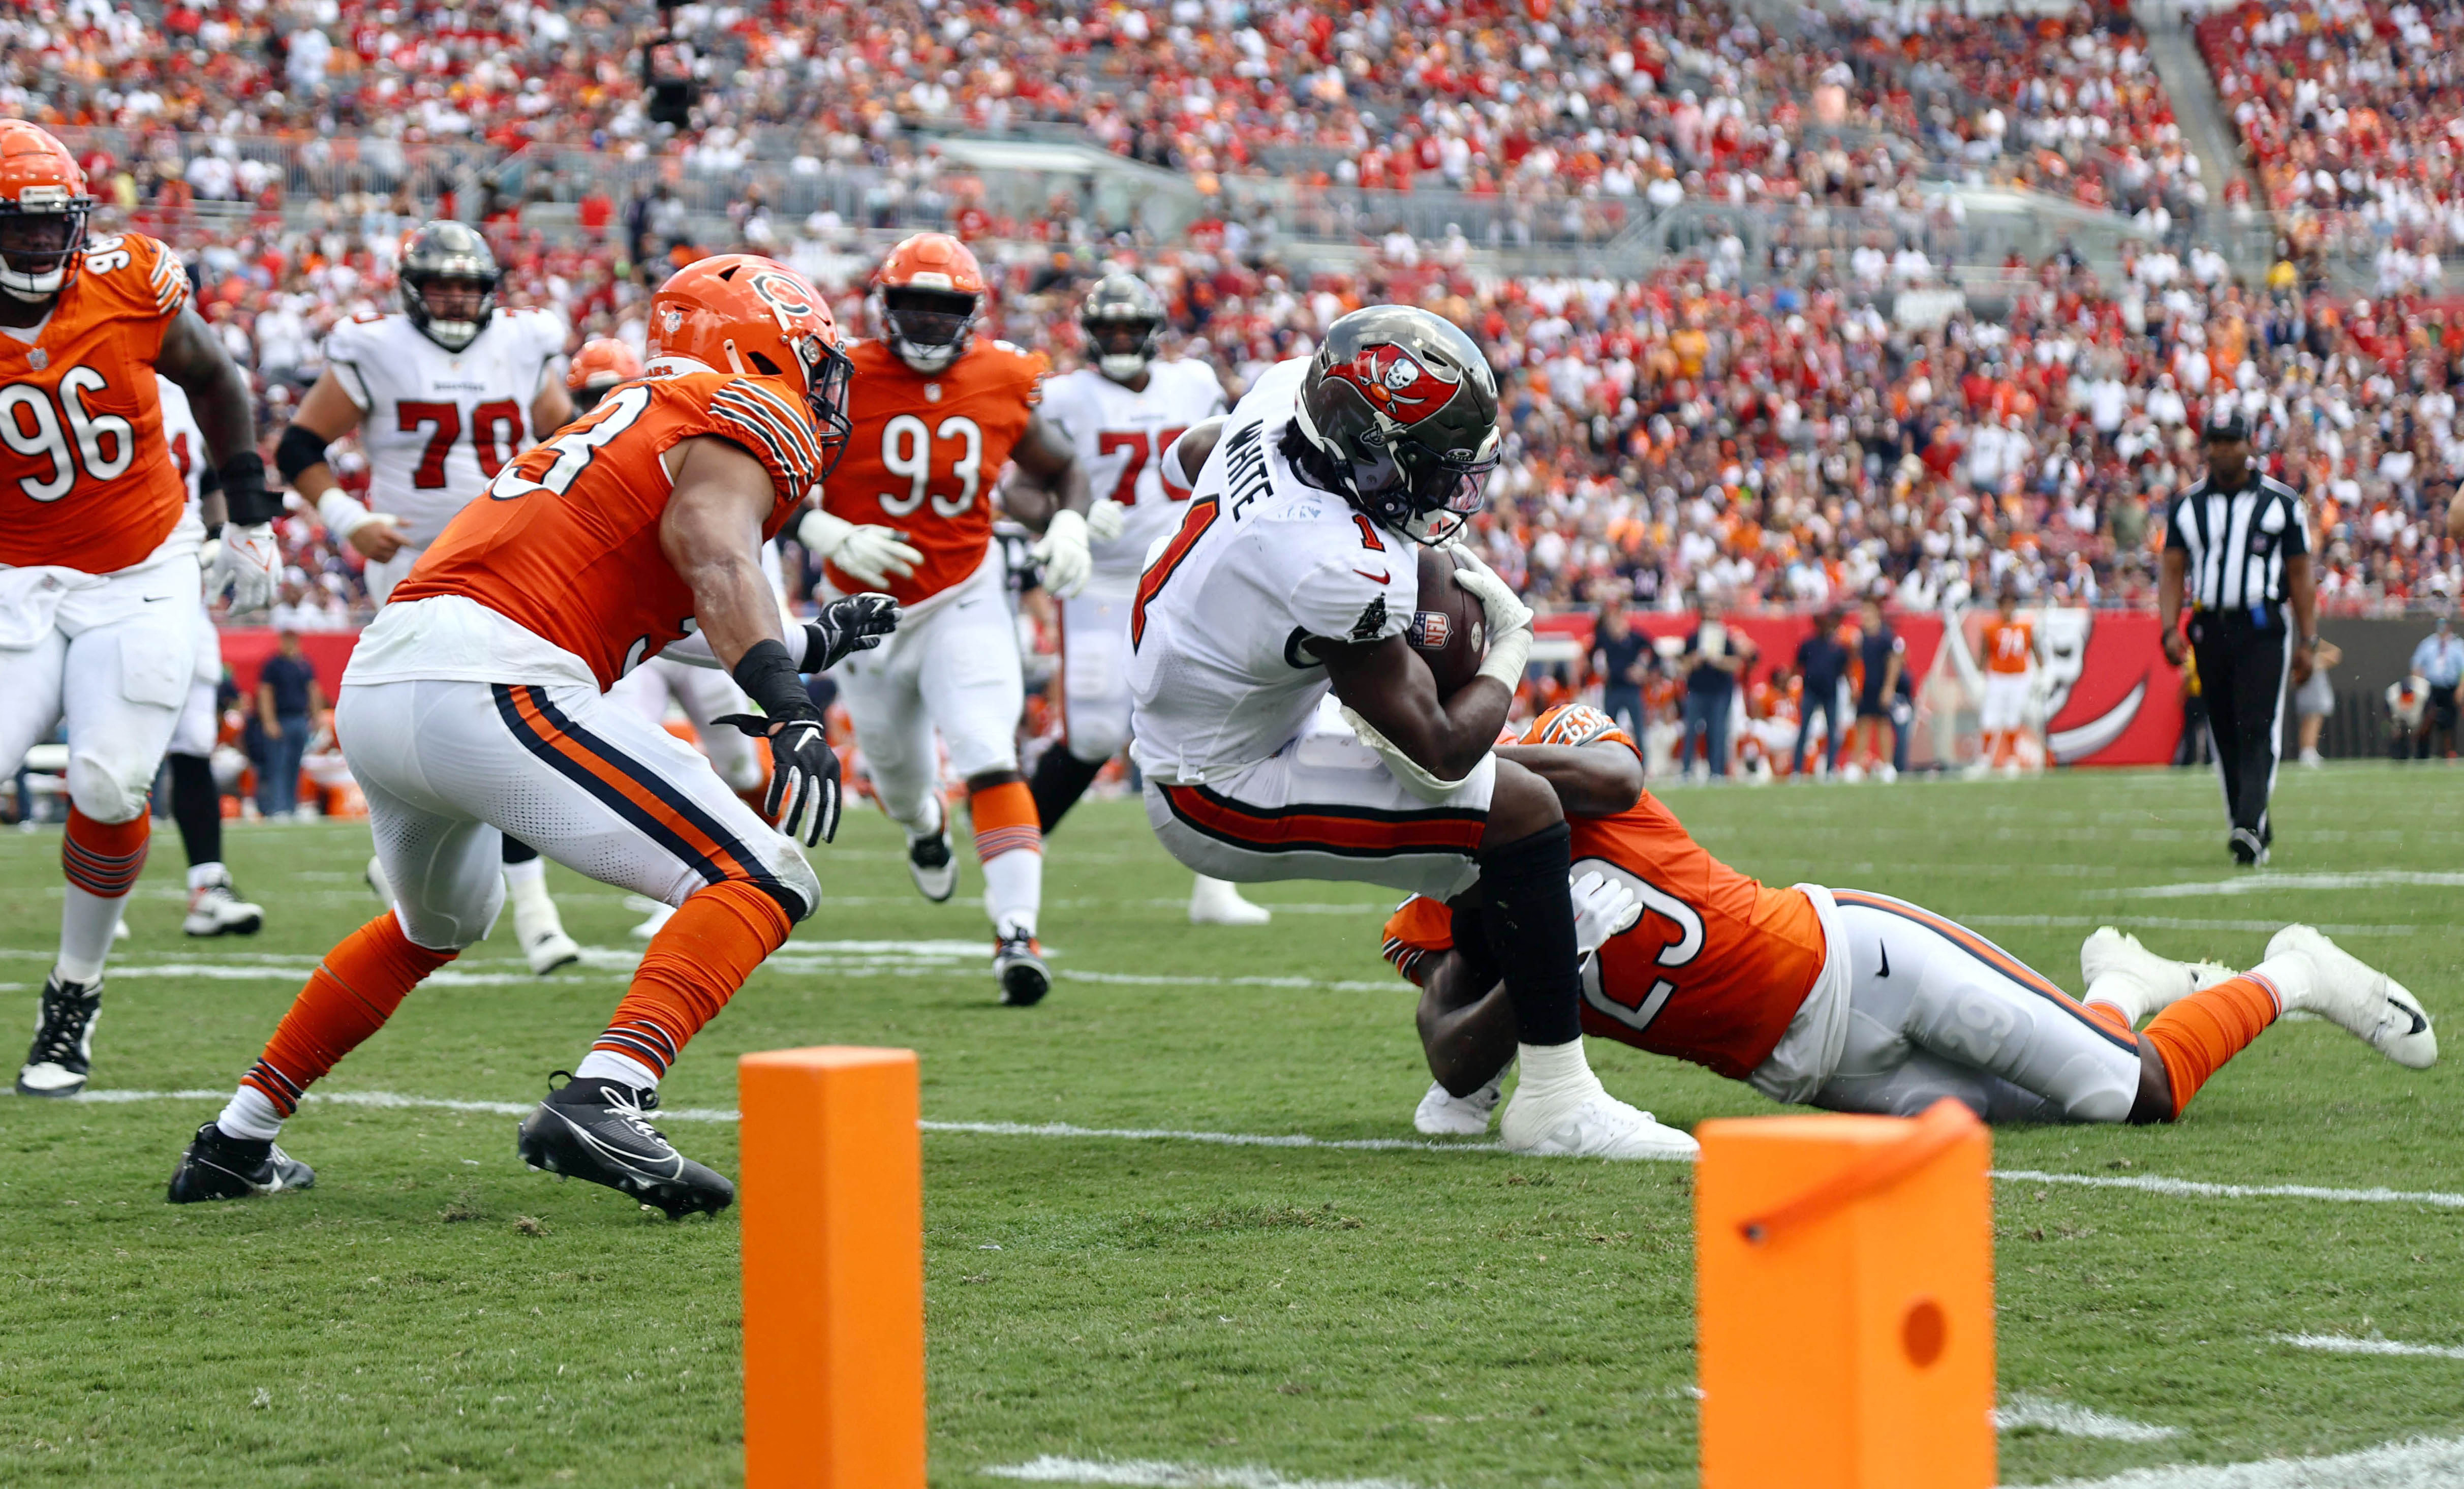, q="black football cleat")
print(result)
[515,1073,733,1218]
[17,973,101,1098]
[167,1121,316,1203]
[994,932,1051,1007]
